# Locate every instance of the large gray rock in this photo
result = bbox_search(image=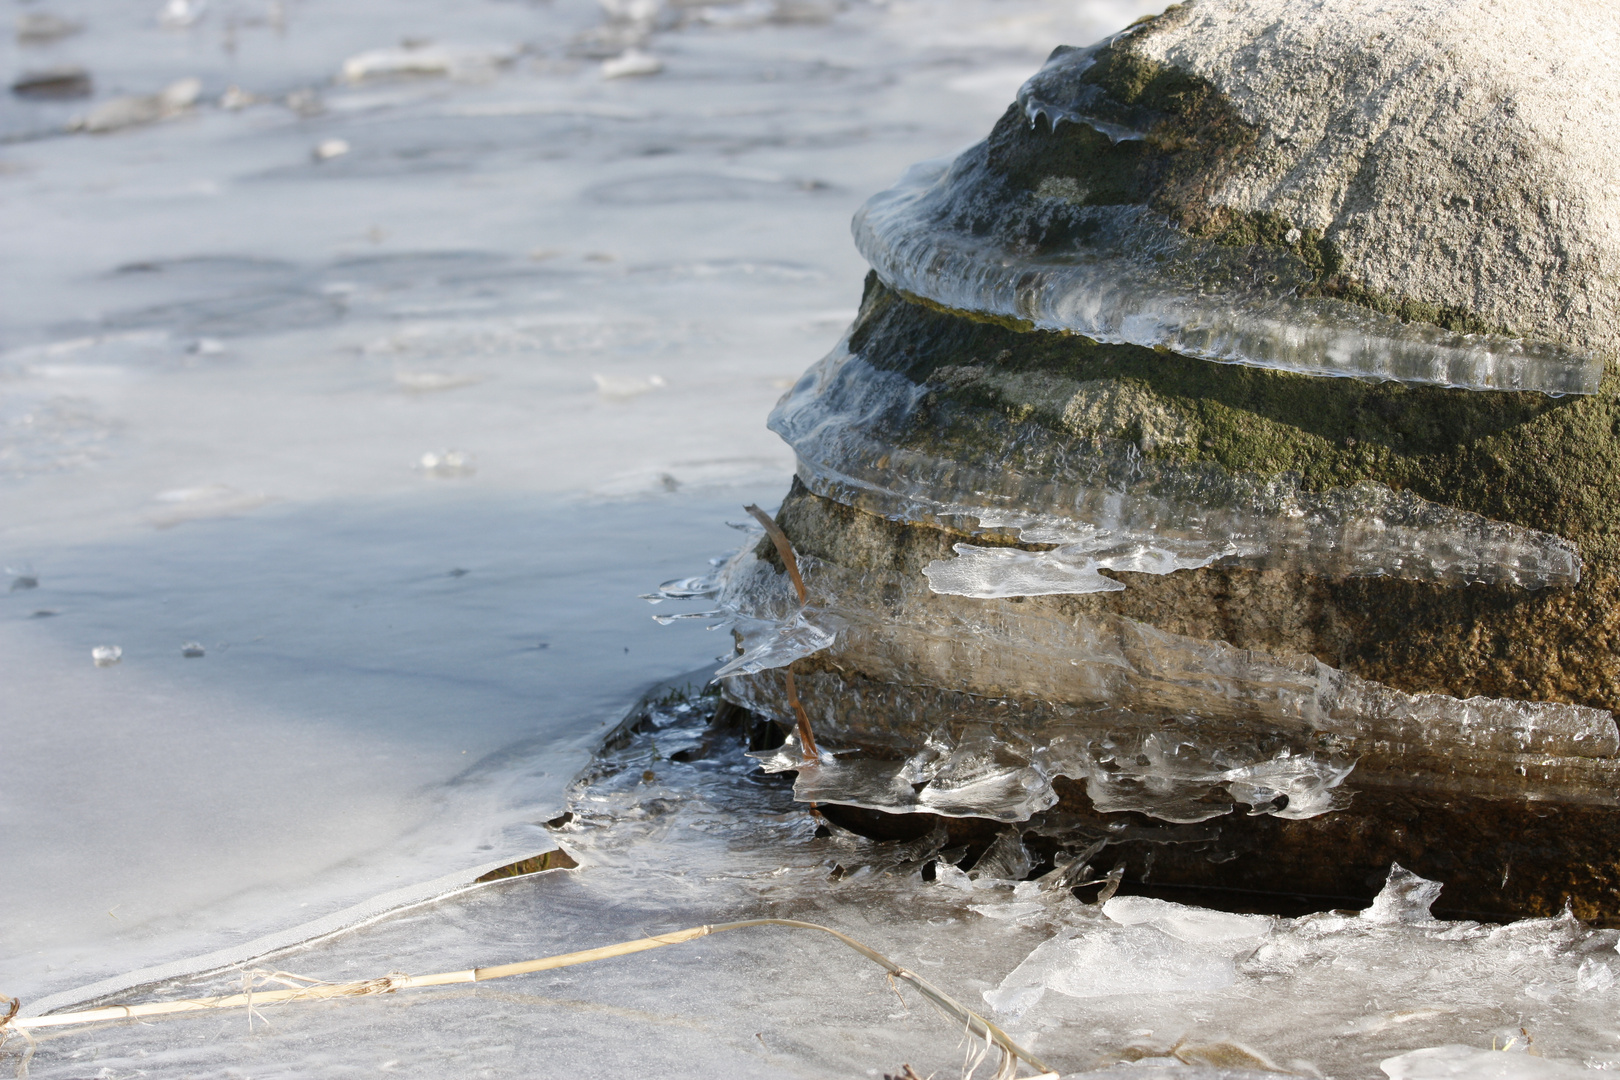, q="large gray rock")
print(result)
[683,0,1620,922]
